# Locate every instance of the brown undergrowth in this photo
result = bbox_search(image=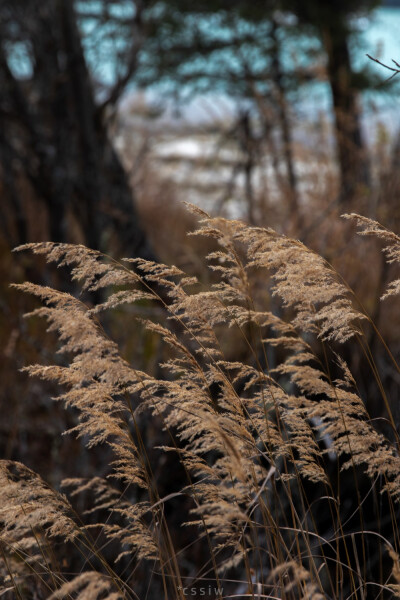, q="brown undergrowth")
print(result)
[2,207,400,599]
